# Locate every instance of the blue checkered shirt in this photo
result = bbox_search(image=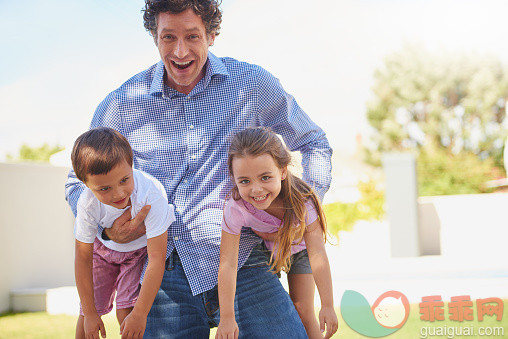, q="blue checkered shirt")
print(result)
[65,52,332,296]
